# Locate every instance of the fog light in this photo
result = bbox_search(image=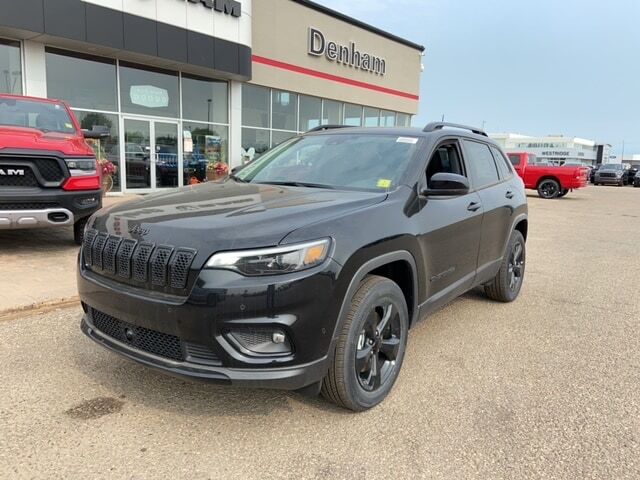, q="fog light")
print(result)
[226,327,292,356]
